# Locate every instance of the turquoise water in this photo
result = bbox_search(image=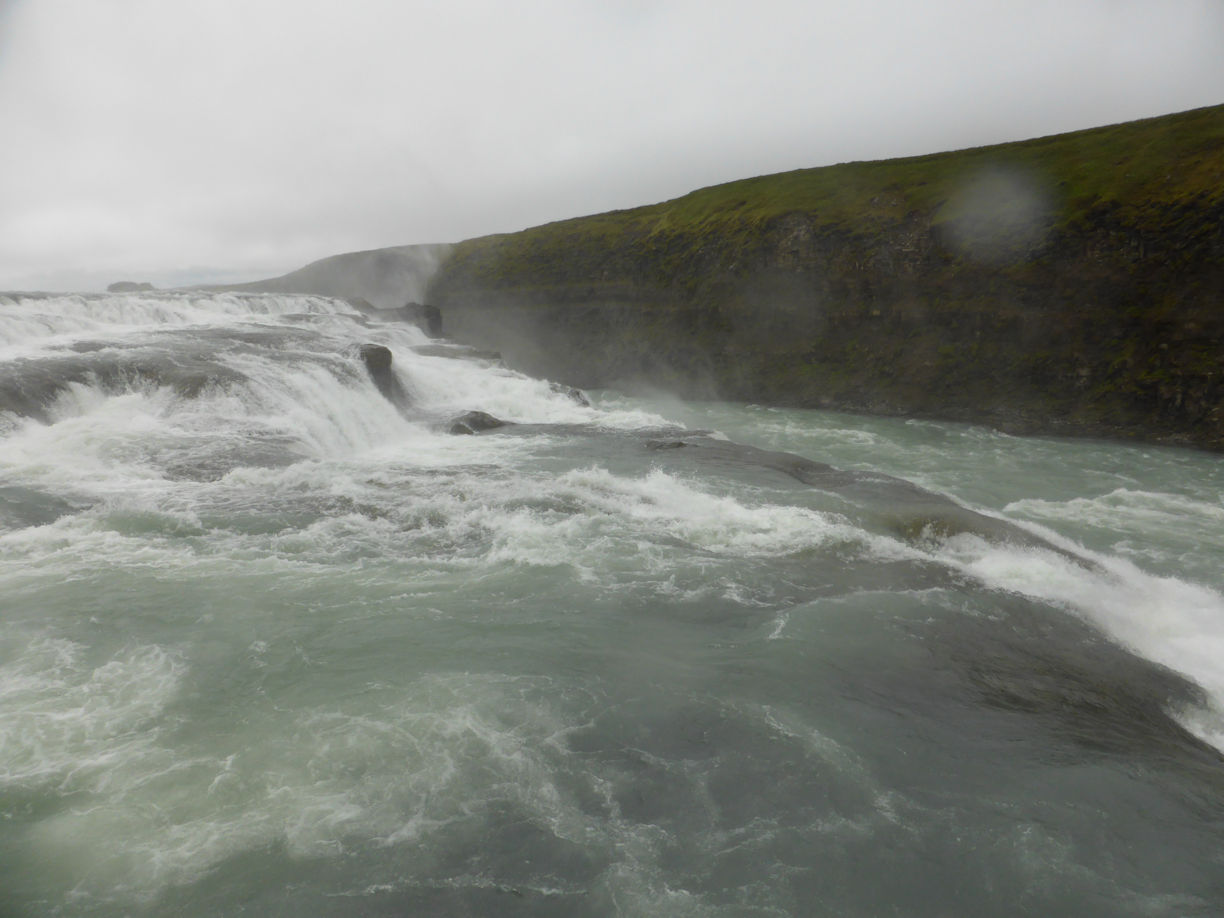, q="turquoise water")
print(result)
[1,293,1222,916]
